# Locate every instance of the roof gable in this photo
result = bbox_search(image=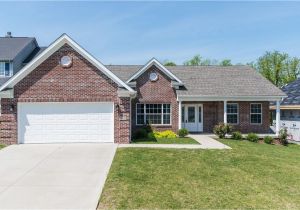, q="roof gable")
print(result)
[126,58,183,84]
[0,34,135,93]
